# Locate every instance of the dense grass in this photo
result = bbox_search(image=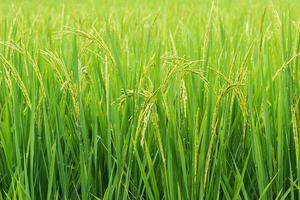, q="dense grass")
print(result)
[0,0,300,199]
